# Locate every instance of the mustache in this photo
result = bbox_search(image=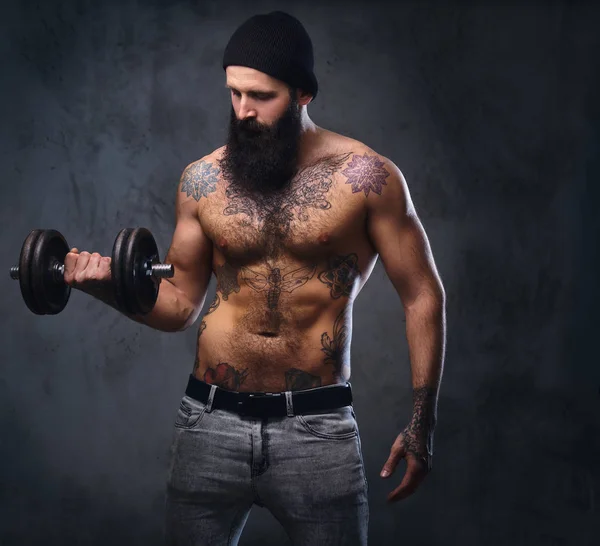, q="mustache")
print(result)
[232,117,275,141]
